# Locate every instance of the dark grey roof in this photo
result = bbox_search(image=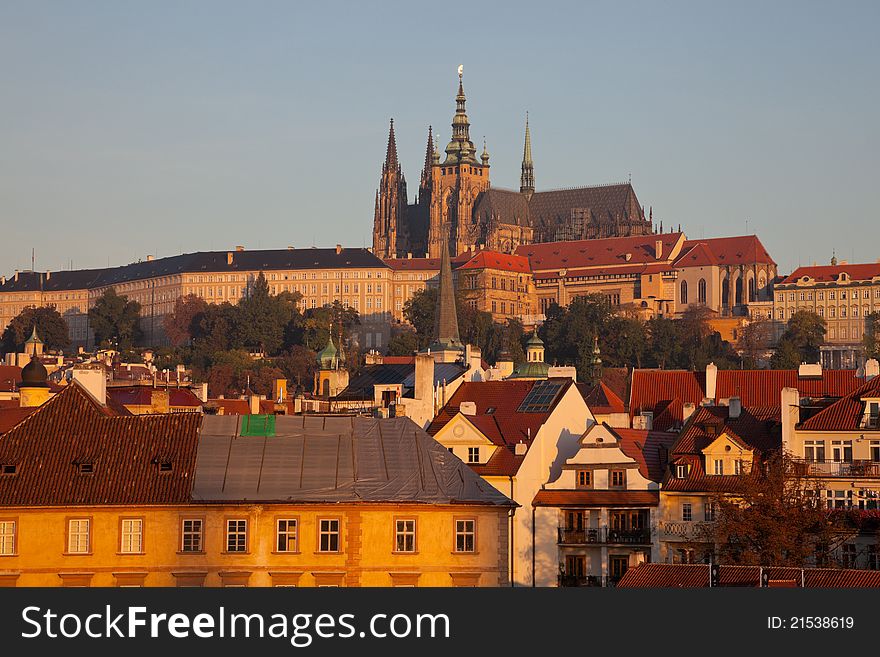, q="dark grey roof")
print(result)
[0,248,388,293]
[334,362,466,402]
[528,183,646,230]
[192,415,514,506]
[473,189,531,227]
